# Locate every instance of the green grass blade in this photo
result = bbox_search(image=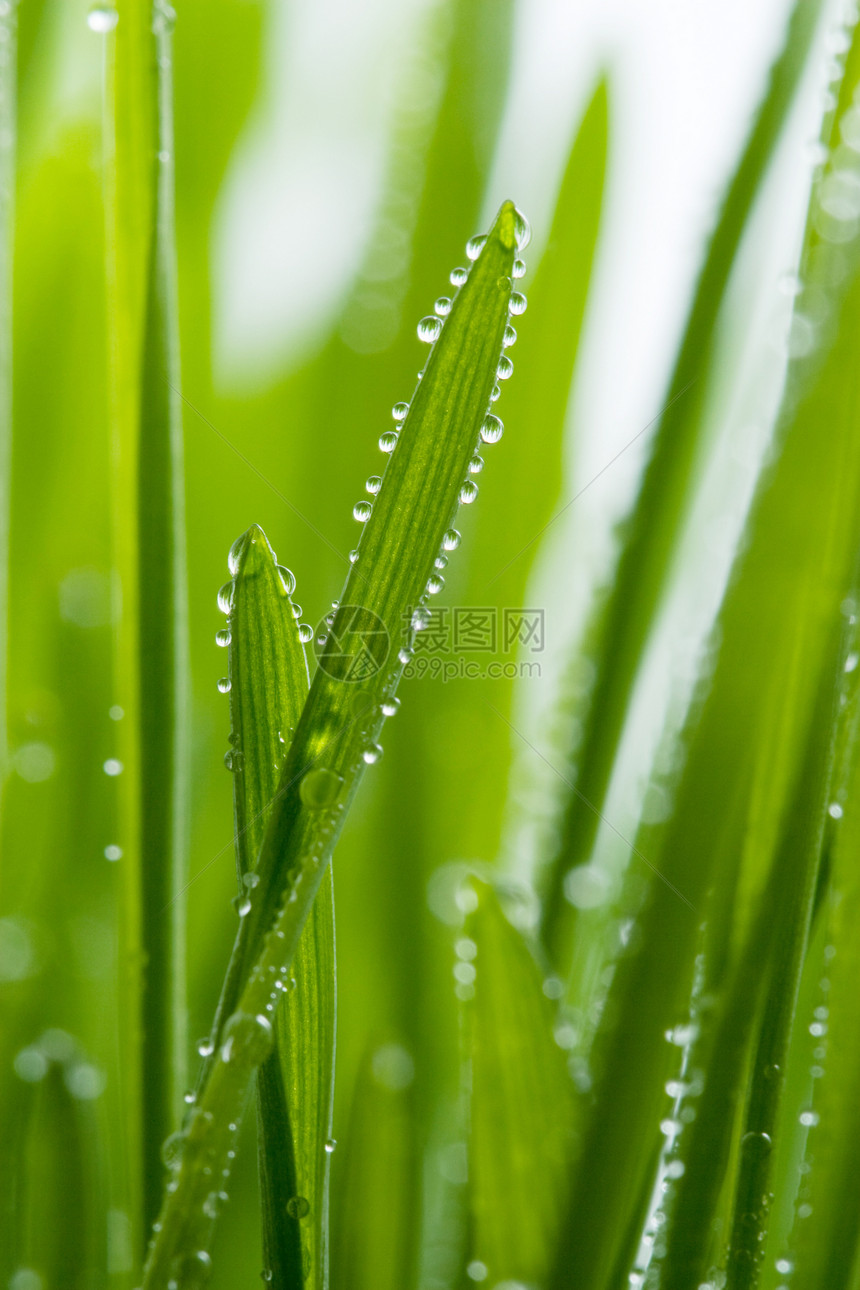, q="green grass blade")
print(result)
[106,0,189,1244]
[463,879,573,1285]
[332,1041,418,1290]
[549,19,860,1287]
[540,0,826,967]
[219,524,335,1290]
[0,0,14,796]
[141,198,526,1287]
